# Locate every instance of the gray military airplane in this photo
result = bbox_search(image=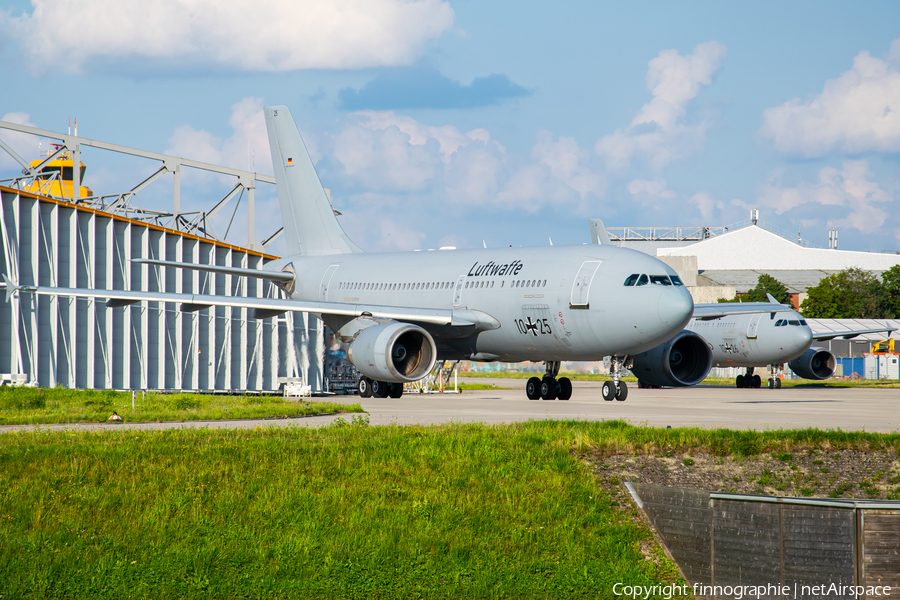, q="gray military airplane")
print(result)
[2,105,784,401]
[636,295,895,389]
